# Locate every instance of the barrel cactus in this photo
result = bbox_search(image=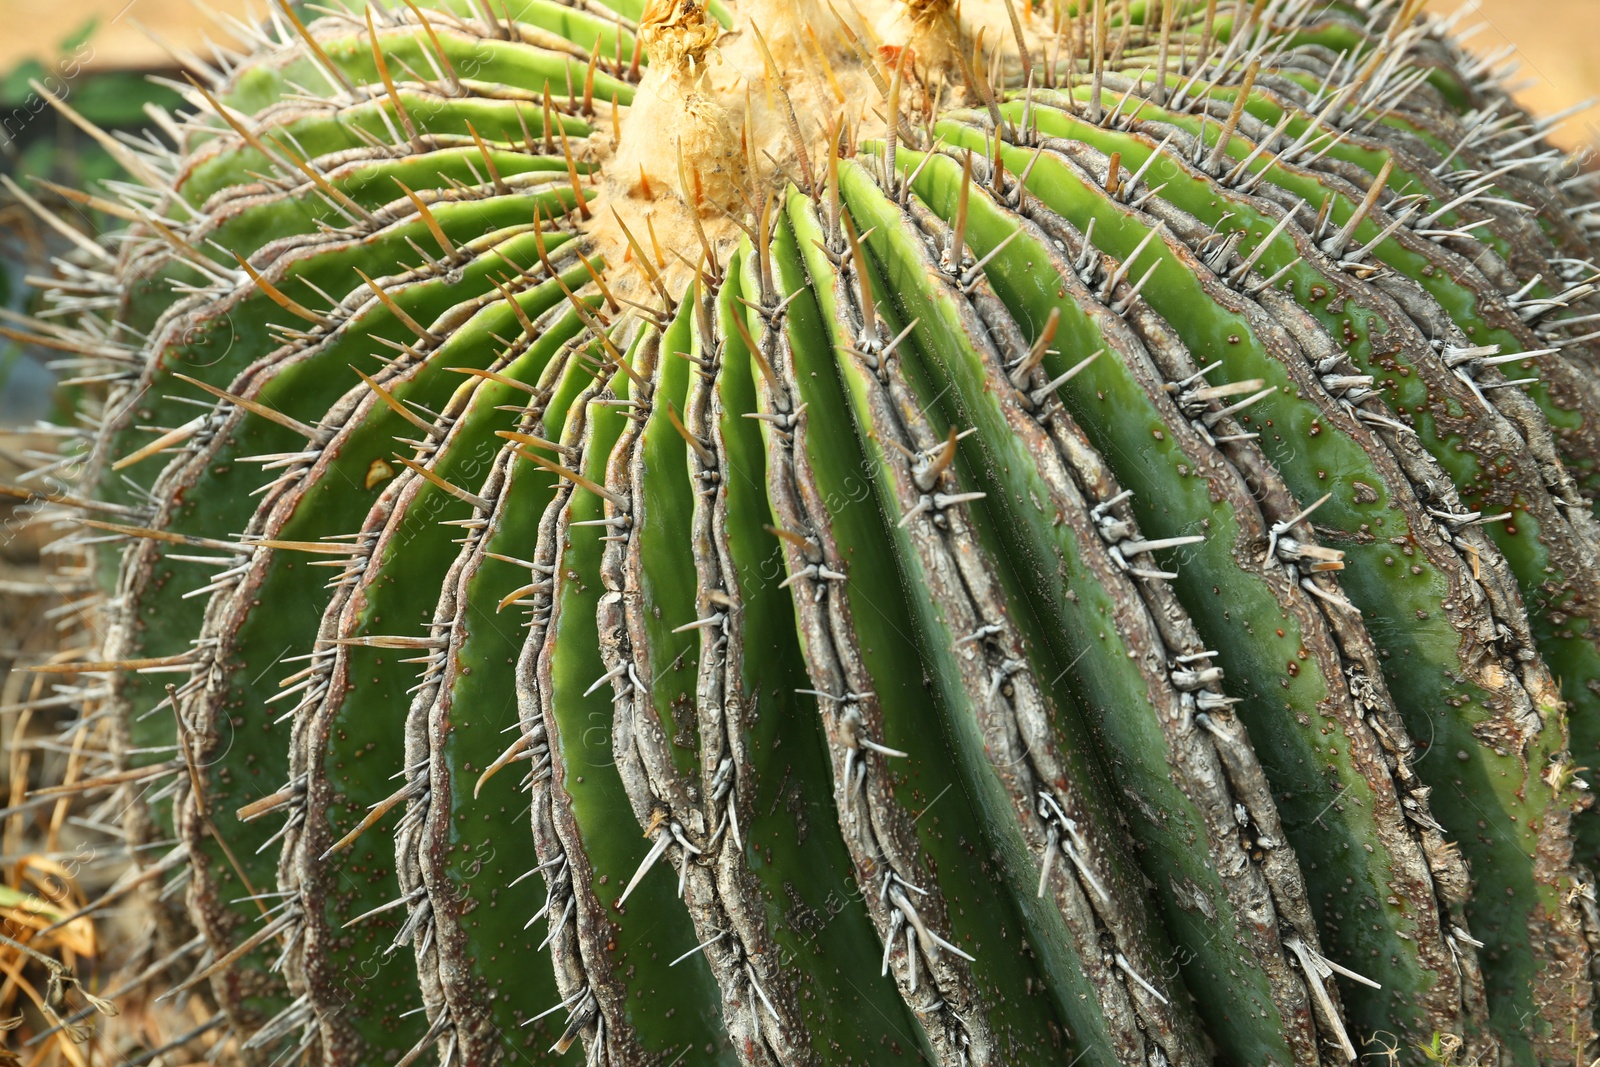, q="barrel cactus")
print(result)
[12,0,1600,1063]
